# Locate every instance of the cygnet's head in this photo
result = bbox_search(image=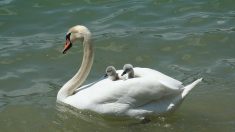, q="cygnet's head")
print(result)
[105,66,119,81]
[121,64,134,78]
